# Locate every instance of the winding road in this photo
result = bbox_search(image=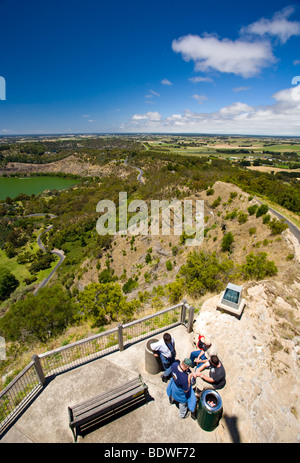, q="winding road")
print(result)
[124,158,144,184]
[25,214,65,295]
